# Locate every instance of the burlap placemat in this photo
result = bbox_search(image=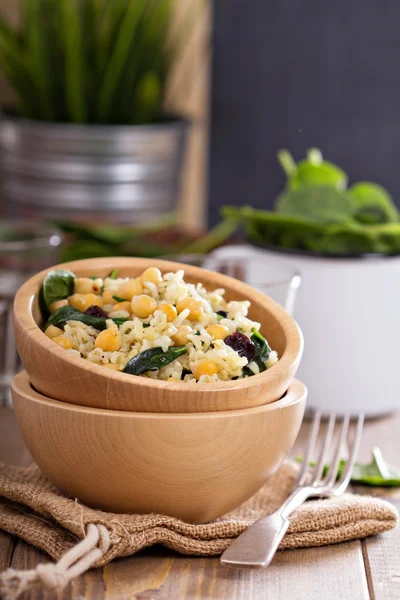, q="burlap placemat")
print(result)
[0,460,397,600]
